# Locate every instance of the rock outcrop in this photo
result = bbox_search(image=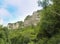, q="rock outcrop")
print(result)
[7,10,40,29]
